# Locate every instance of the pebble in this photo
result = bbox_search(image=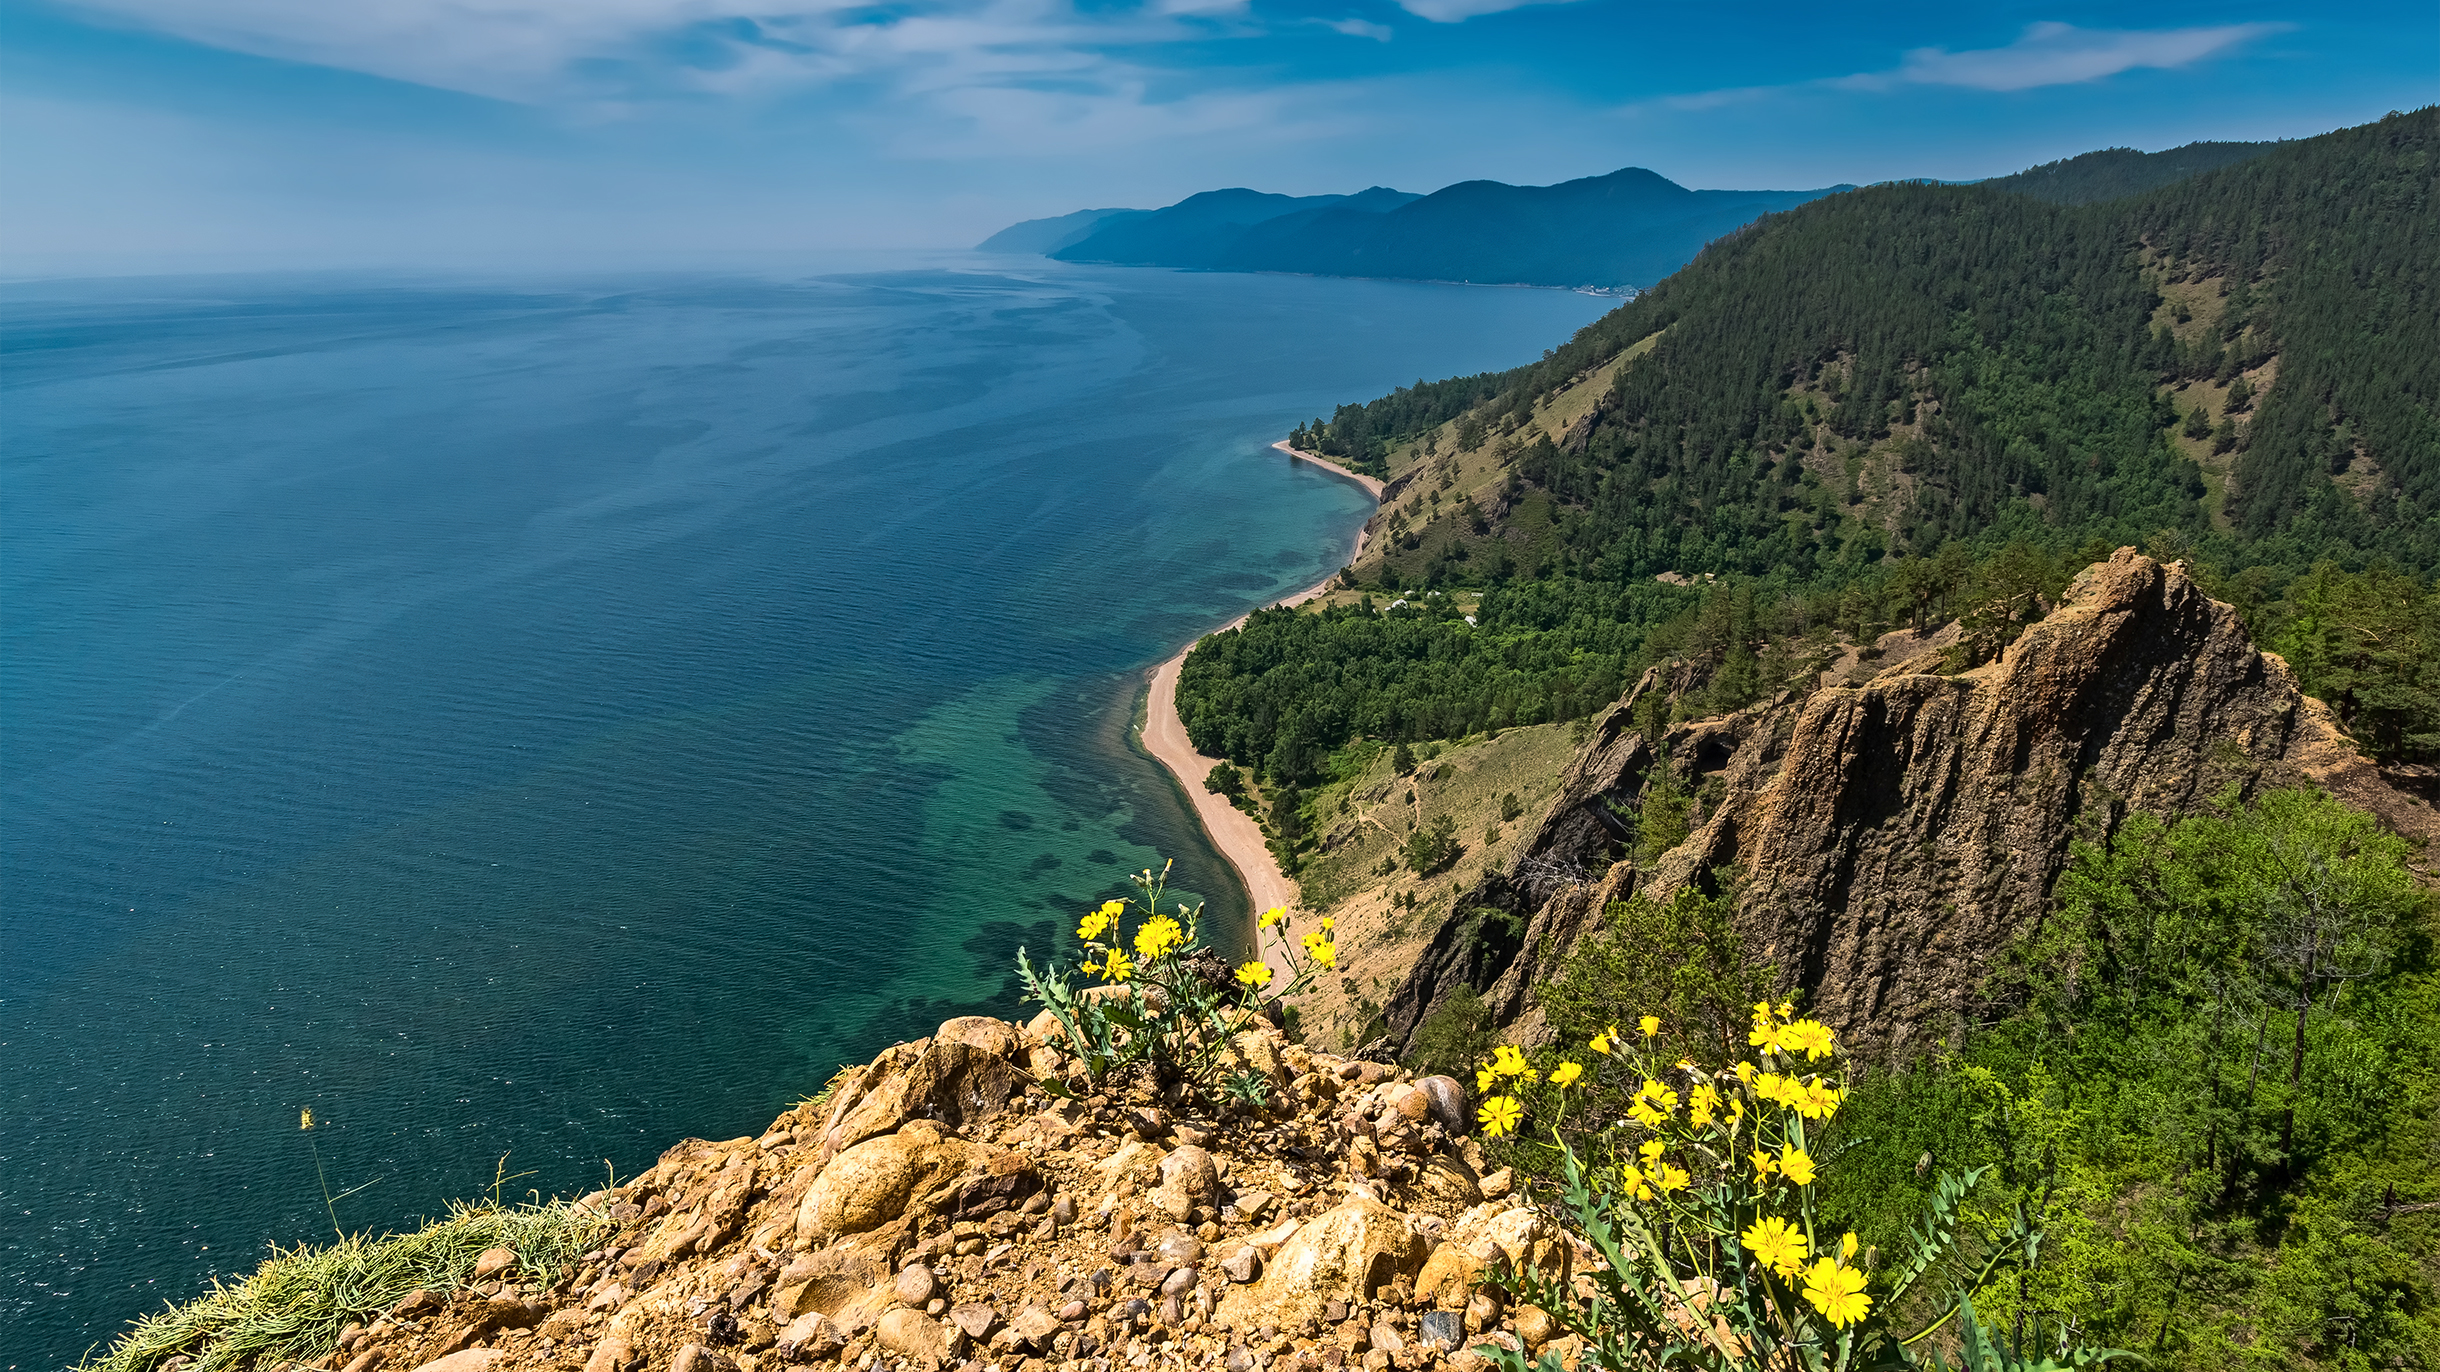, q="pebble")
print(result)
[1220,1247,1261,1283]
[1160,1266,1197,1298]
[1418,1310,1464,1349]
[896,1264,939,1306]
